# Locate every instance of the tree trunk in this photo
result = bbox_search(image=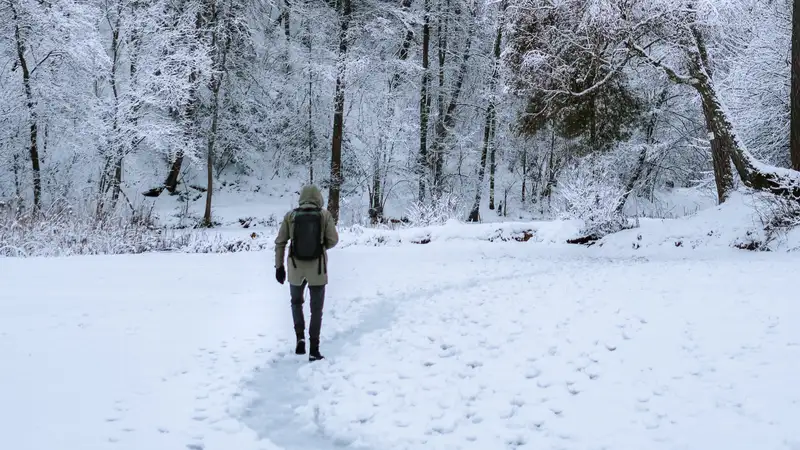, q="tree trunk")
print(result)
[391,0,415,89]
[635,26,800,202]
[615,146,648,215]
[164,153,184,193]
[109,18,124,212]
[203,5,229,227]
[468,16,503,222]
[488,116,498,209]
[11,1,42,211]
[701,99,734,203]
[162,68,200,196]
[696,75,800,202]
[685,27,800,202]
[432,0,448,194]
[328,0,351,223]
[282,0,291,41]
[417,0,431,201]
[468,108,492,222]
[304,3,315,184]
[791,0,800,170]
[430,1,476,196]
[521,146,527,203]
